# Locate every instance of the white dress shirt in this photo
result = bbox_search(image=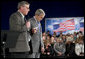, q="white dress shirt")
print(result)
[75,43,84,56]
